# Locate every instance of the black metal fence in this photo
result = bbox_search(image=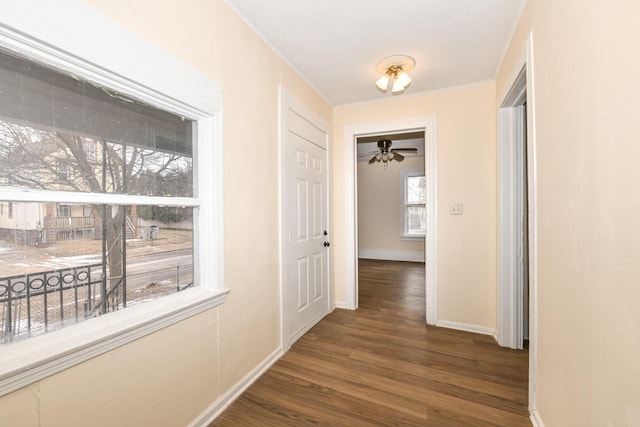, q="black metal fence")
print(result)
[0,264,102,343]
[0,262,194,343]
